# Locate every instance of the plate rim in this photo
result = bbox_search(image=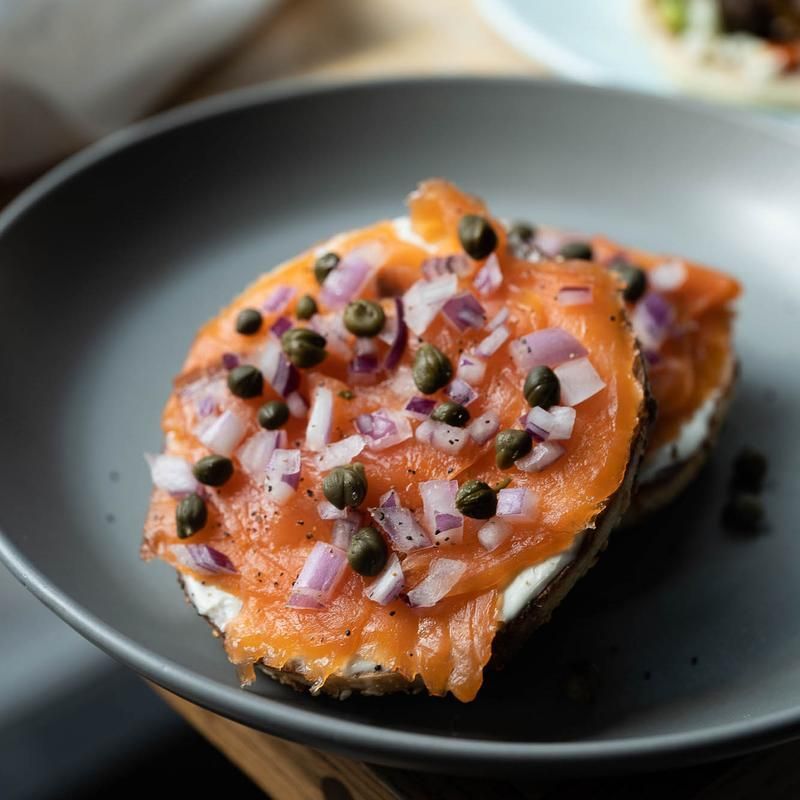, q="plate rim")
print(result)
[1,74,799,772]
